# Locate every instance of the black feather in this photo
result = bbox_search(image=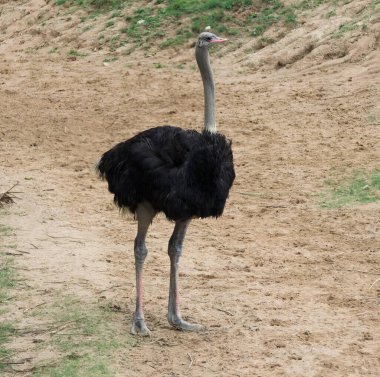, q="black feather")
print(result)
[97,125,235,221]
